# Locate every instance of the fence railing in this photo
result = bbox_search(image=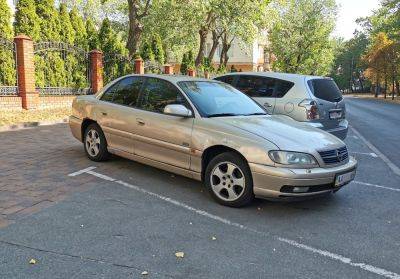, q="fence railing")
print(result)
[36,87,91,96]
[0,86,18,96]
